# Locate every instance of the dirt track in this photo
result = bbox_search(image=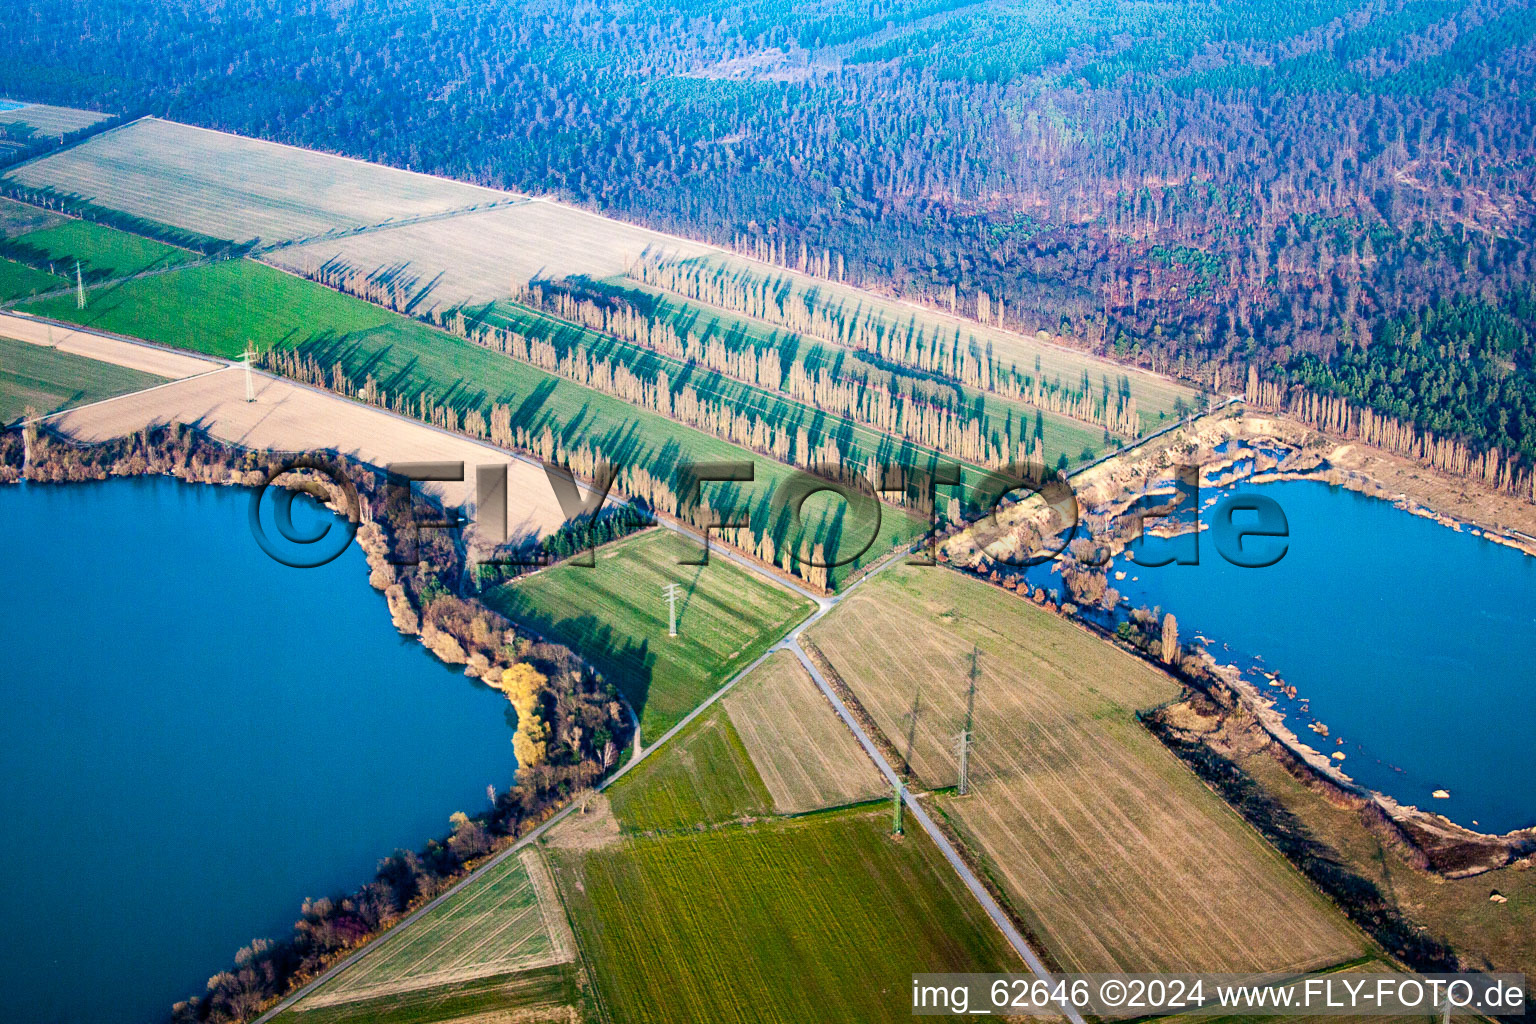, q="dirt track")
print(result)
[1,312,219,379]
